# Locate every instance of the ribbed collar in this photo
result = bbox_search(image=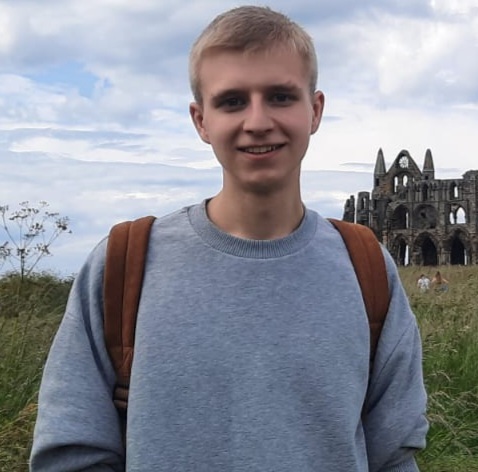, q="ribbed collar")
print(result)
[188,200,318,259]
